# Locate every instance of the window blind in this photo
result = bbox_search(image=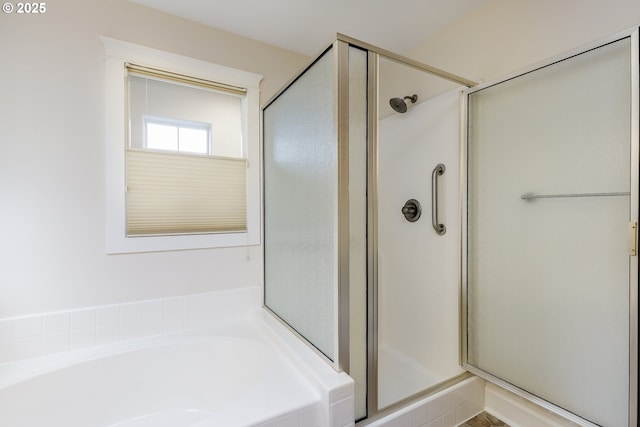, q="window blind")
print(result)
[126,149,247,236]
